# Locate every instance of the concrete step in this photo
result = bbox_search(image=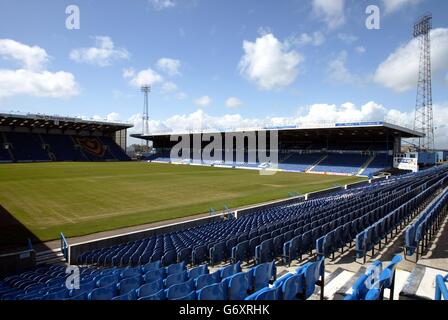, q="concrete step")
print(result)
[399,264,446,300]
